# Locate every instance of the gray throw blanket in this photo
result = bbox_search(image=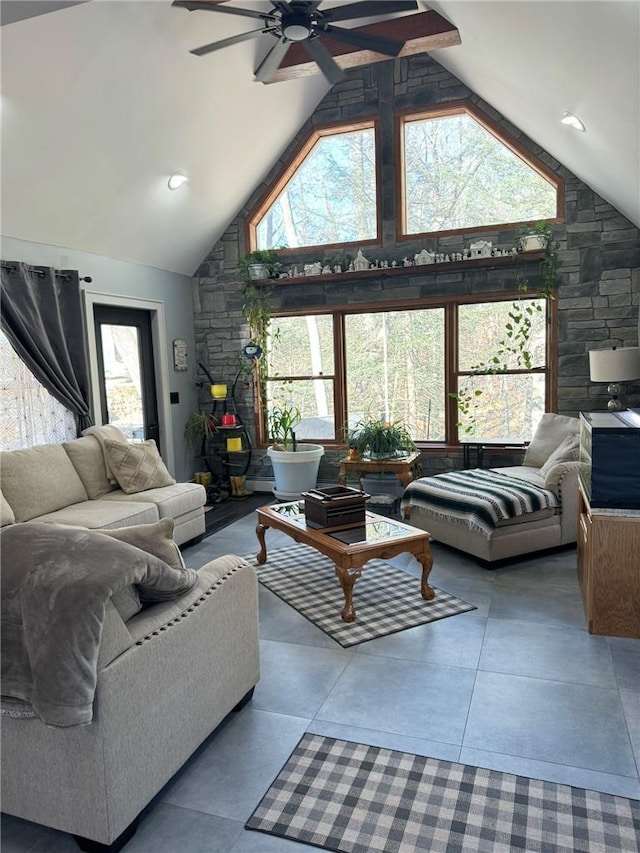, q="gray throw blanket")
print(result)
[1,523,197,727]
[401,469,559,539]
